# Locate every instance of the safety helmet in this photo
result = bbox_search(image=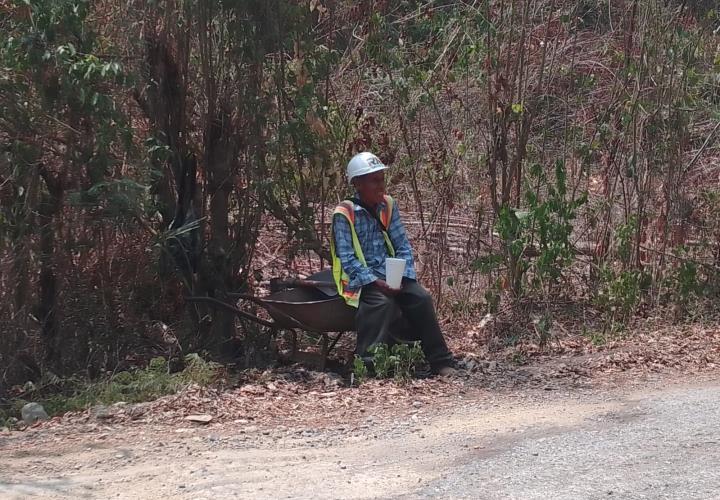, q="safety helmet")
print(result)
[346,152,387,184]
